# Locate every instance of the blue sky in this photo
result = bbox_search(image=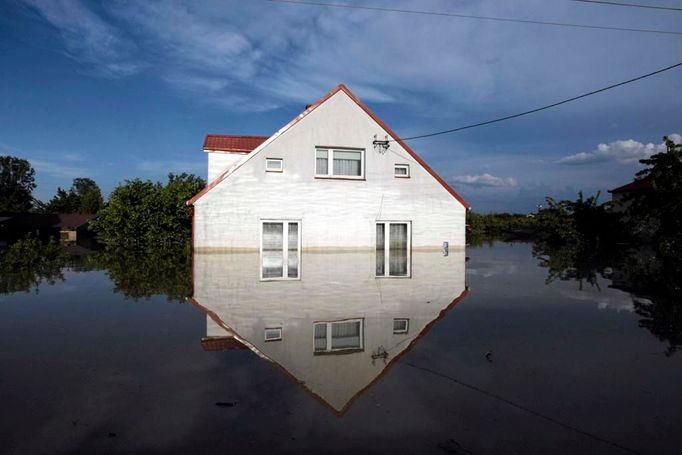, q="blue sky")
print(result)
[0,0,680,212]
